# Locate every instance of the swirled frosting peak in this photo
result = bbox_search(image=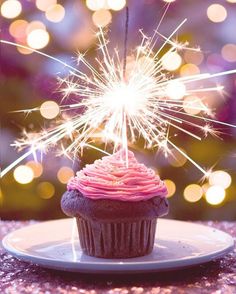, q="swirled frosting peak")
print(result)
[67,149,167,201]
